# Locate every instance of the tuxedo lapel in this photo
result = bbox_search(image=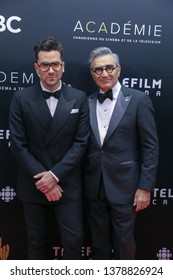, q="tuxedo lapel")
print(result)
[27,85,52,132]
[89,96,101,147]
[103,89,132,145]
[27,85,75,146]
[43,93,75,146]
